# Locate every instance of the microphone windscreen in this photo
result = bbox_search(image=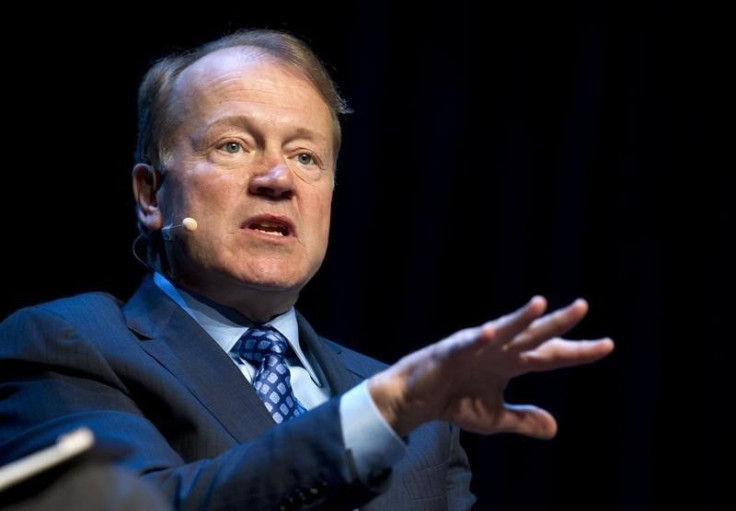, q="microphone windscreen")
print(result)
[182,217,198,232]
